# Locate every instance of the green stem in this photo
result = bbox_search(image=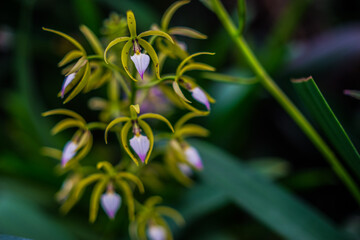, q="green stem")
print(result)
[211,0,360,204]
